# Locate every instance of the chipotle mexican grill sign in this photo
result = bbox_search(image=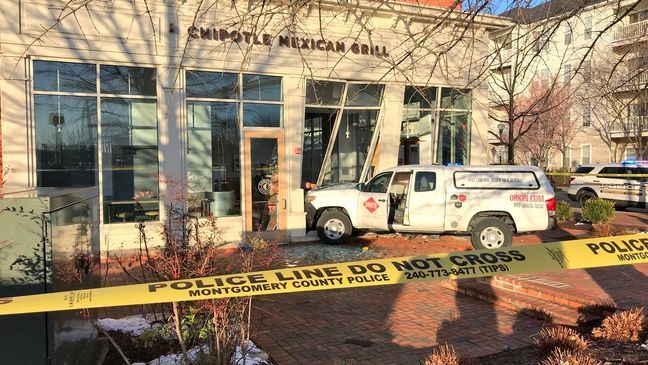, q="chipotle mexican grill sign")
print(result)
[187,27,390,58]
